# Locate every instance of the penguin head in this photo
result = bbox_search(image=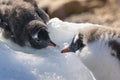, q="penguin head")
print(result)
[61,34,85,53]
[26,20,56,49]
